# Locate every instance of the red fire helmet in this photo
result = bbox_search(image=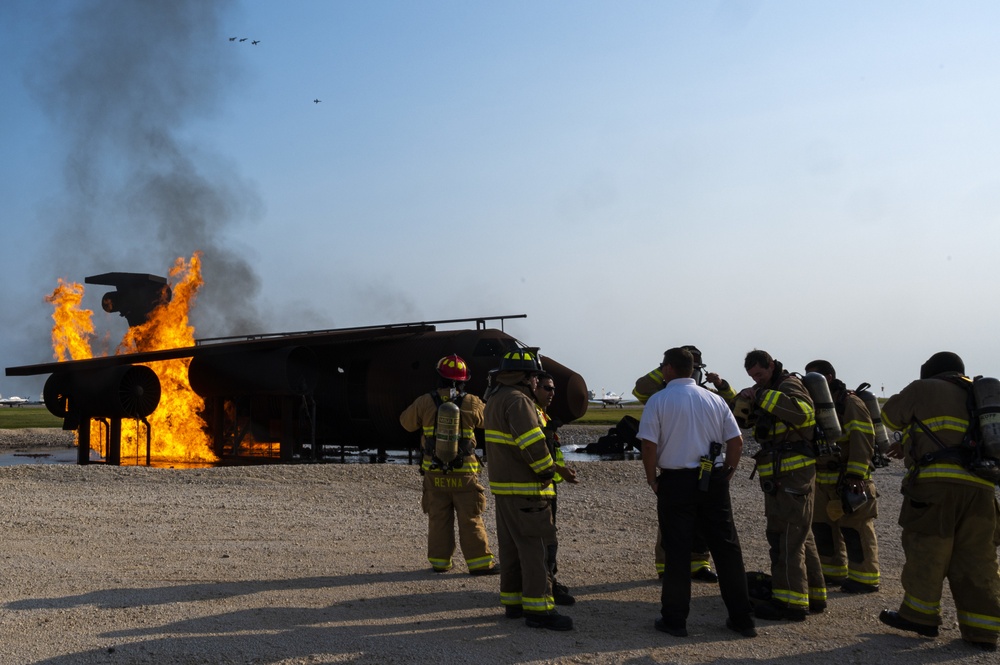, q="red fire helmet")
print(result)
[436,354,470,382]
